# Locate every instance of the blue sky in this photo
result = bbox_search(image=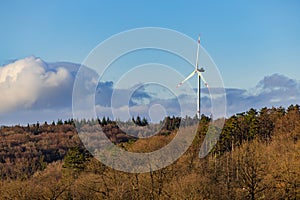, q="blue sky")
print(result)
[0,1,300,124]
[1,0,300,88]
